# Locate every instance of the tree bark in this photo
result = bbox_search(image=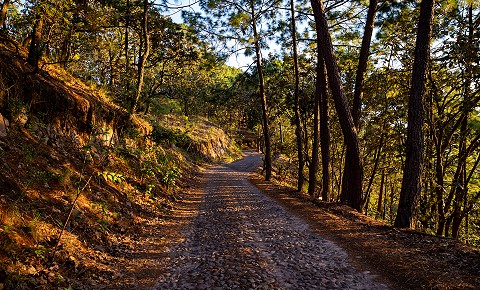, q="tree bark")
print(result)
[377,168,385,216]
[311,0,363,210]
[0,0,11,28]
[308,58,320,197]
[251,0,272,181]
[352,0,378,129]
[27,14,43,69]
[319,57,330,201]
[131,0,150,114]
[340,0,377,205]
[451,5,475,239]
[124,0,130,94]
[363,131,384,209]
[394,0,435,228]
[290,0,305,192]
